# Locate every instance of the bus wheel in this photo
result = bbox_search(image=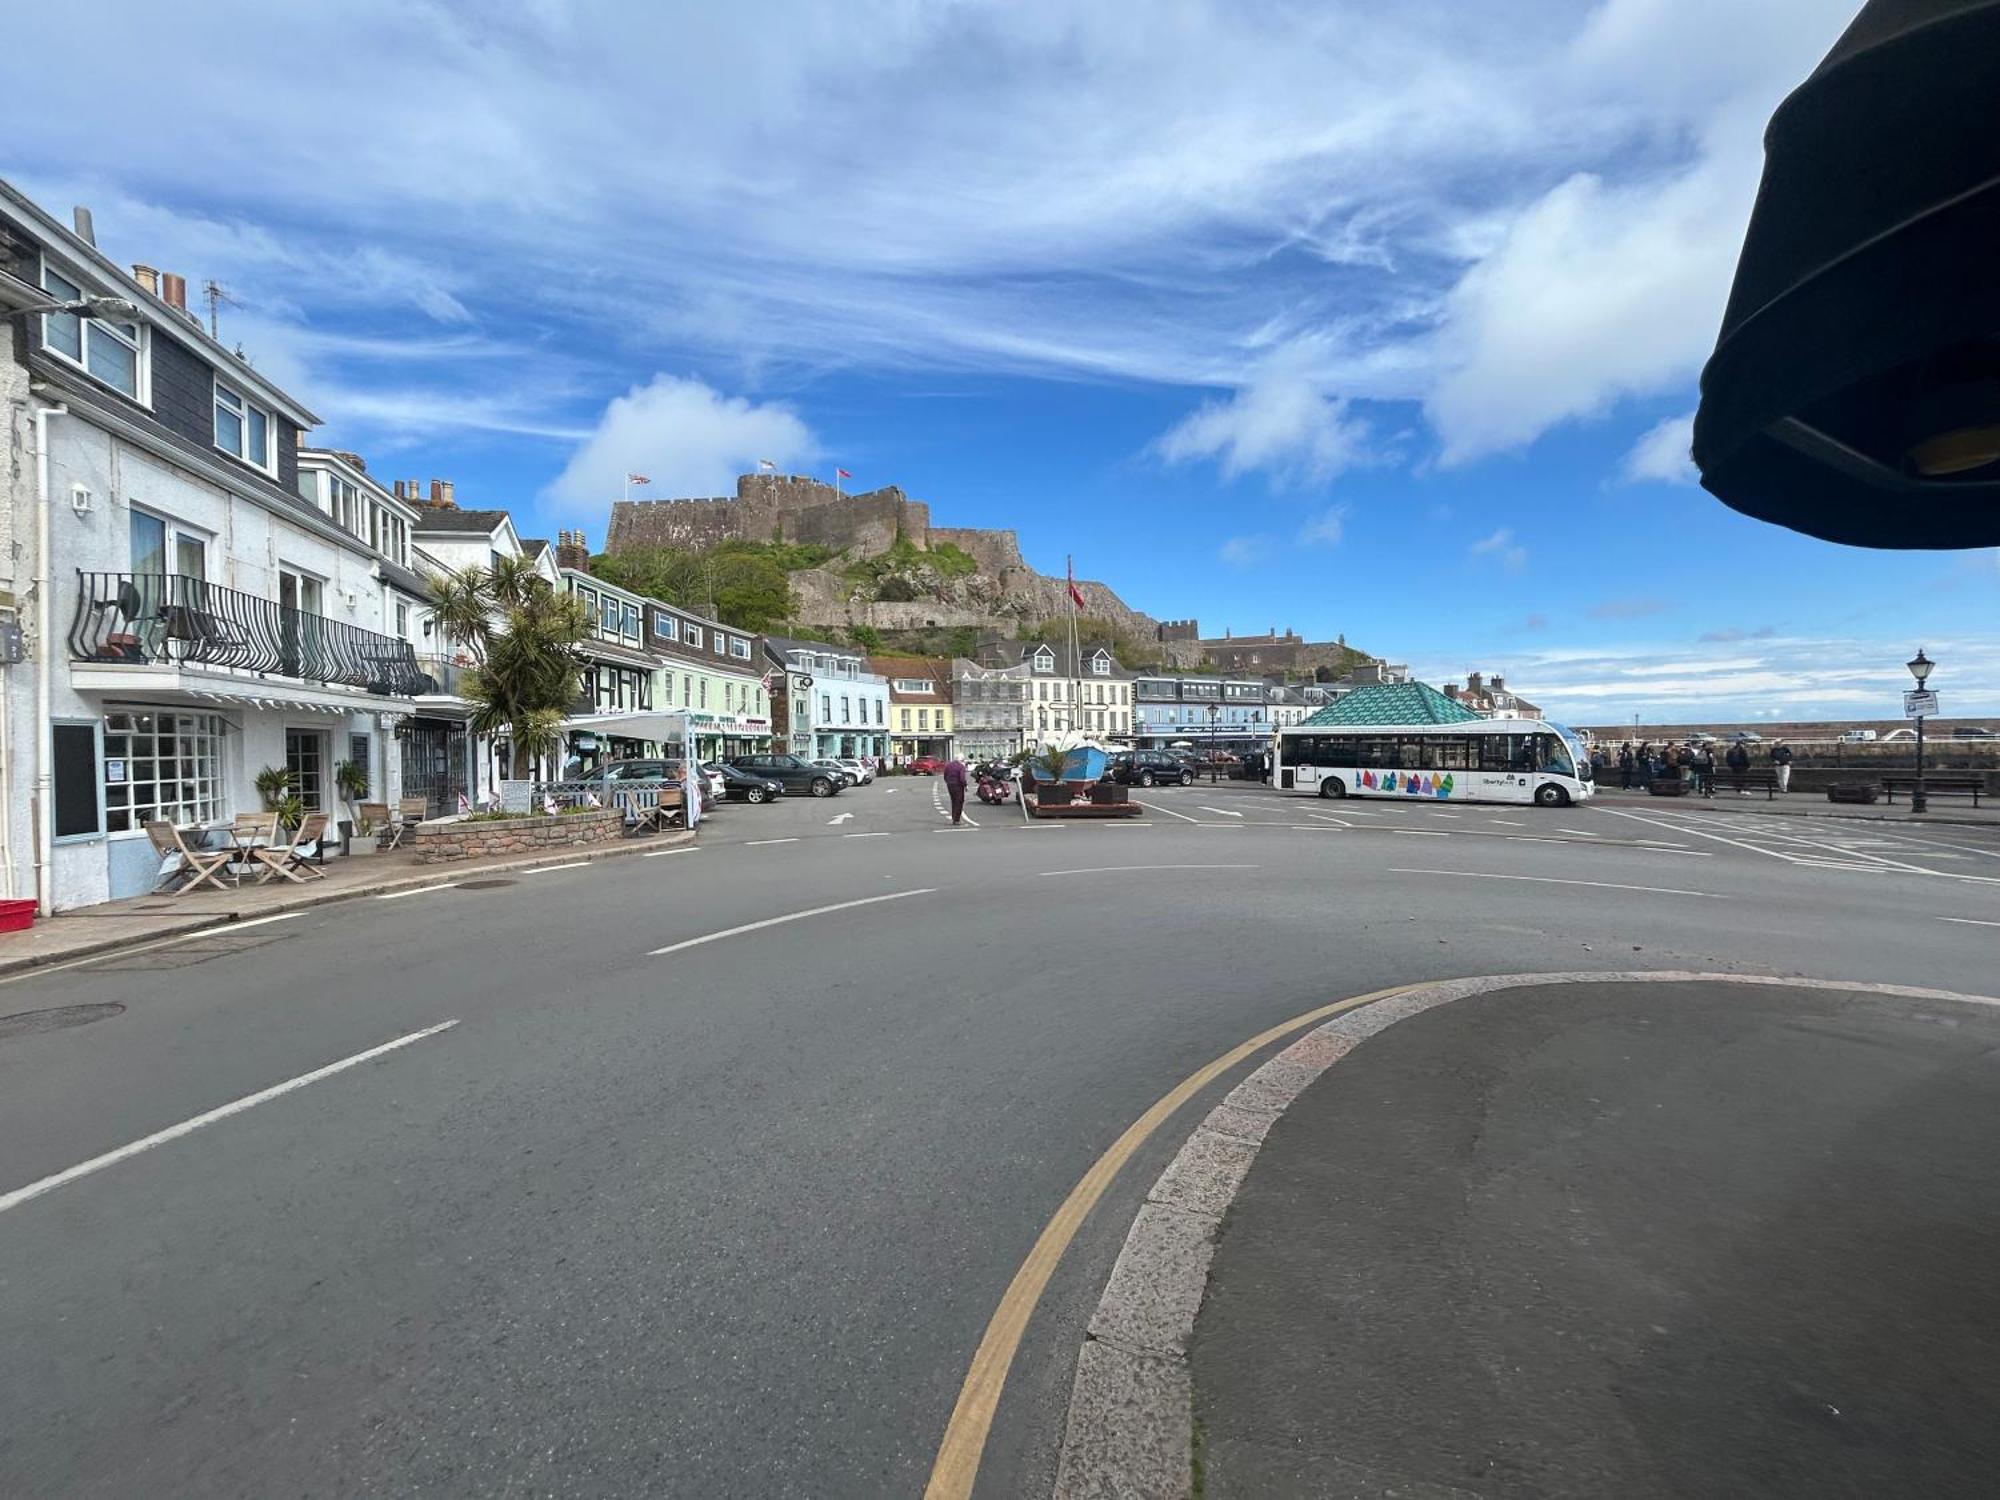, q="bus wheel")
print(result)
[1534,783,1569,807]
[1318,778,1347,799]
